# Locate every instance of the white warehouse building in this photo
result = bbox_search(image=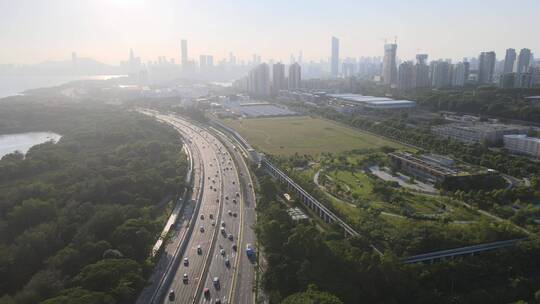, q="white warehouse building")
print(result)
[432,123,529,145]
